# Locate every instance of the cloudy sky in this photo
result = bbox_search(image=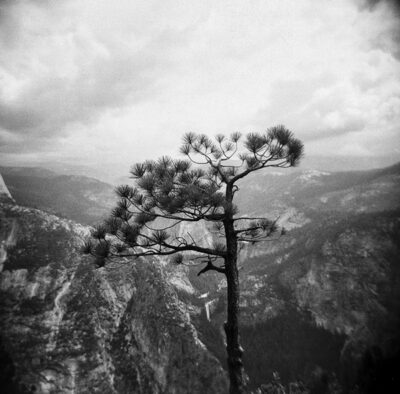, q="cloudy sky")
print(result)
[0,0,399,178]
